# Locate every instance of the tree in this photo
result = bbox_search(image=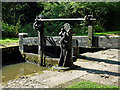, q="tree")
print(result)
[2,2,43,25]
